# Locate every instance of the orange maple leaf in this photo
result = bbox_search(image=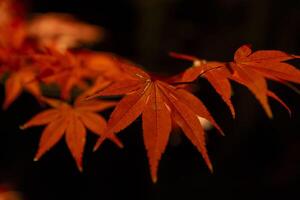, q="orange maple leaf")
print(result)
[91,61,223,182]
[171,45,300,117]
[230,45,300,117]
[2,67,41,109]
[21,96,121,171]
